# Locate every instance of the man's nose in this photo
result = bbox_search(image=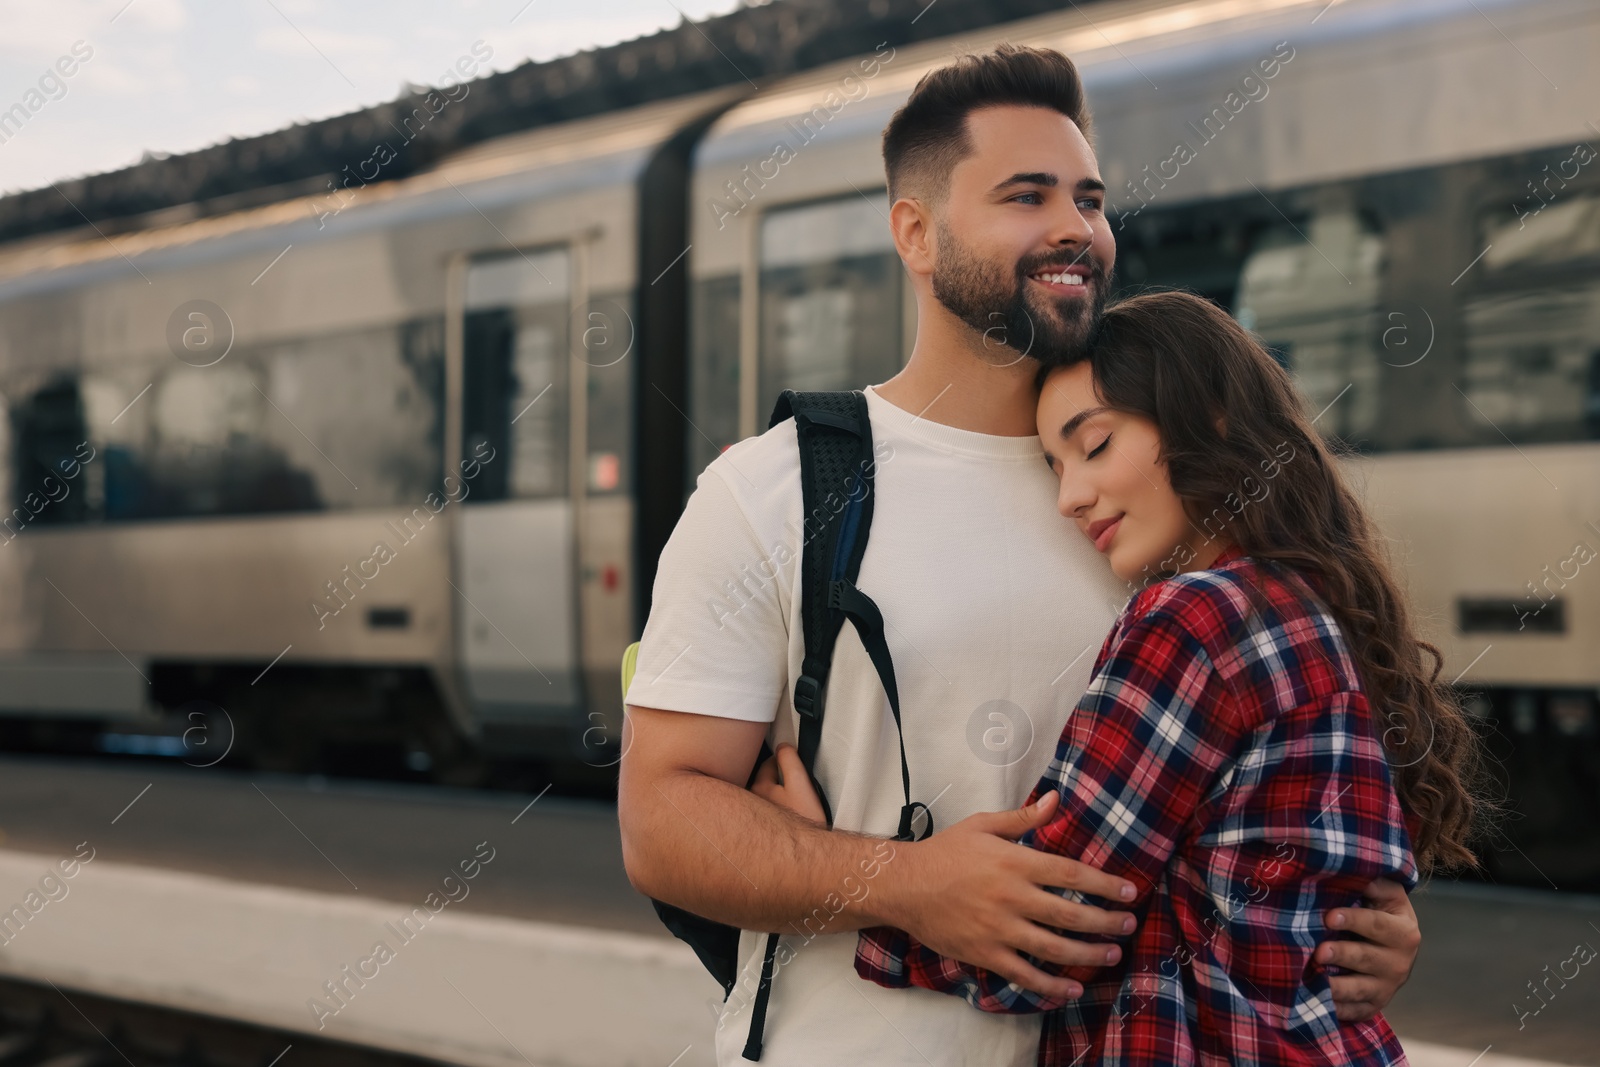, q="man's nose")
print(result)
[1046,200,1095,252]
